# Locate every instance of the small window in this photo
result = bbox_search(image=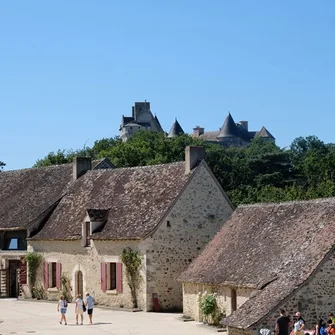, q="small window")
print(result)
[167,221,171,228]
[85,222,90,247]
[49,262,57,288]
[8,238,18,250]
[107,263,117,290]
[231,288,237,311]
